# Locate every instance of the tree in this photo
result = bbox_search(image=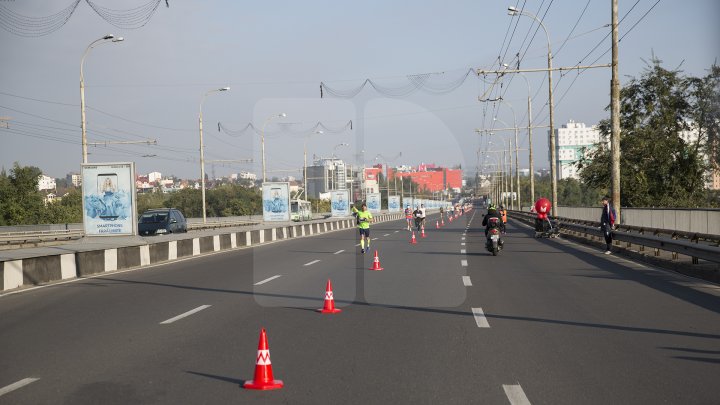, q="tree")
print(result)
[578,57,718,207]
